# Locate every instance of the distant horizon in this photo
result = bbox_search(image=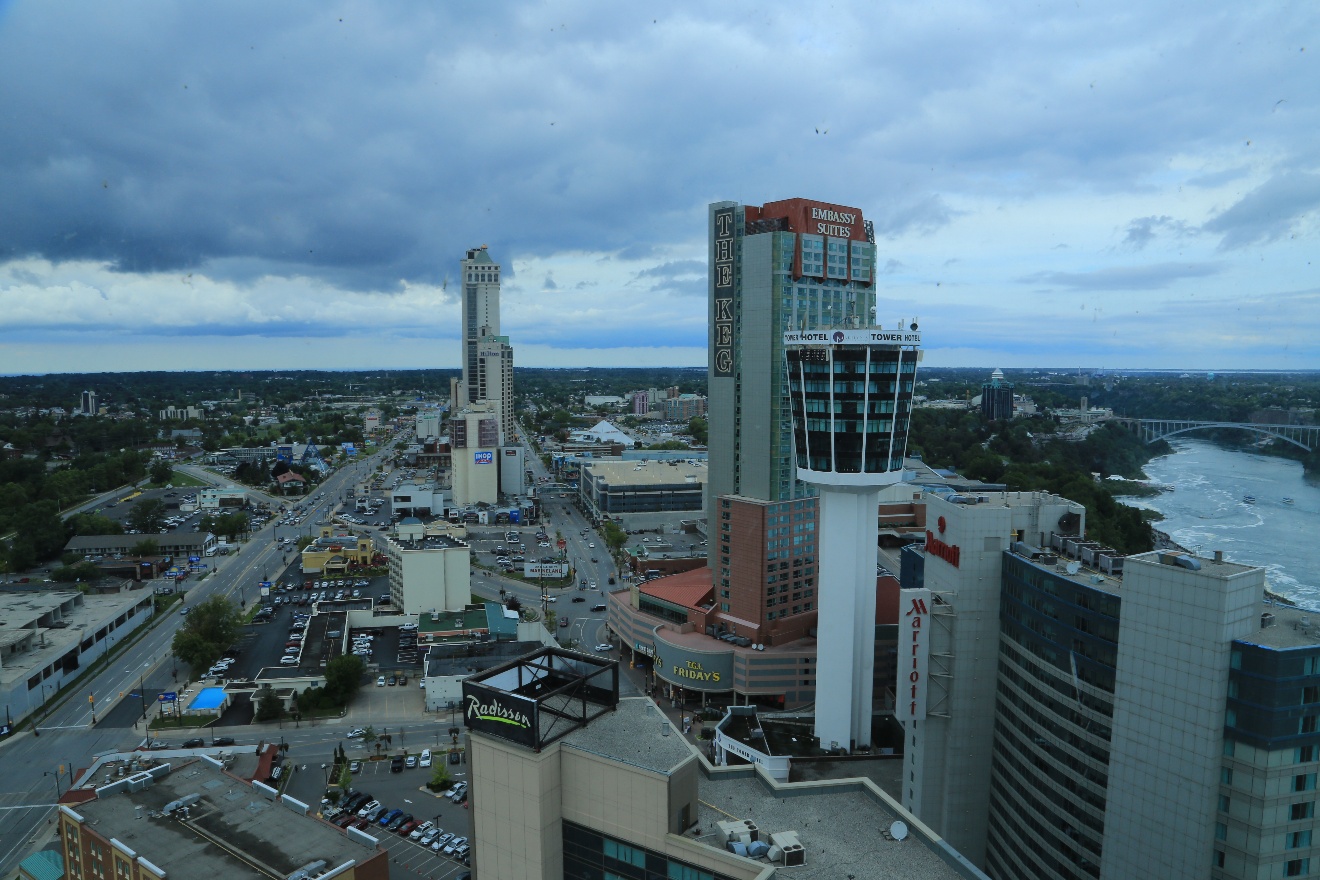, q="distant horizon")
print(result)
[4,364,1320,380]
